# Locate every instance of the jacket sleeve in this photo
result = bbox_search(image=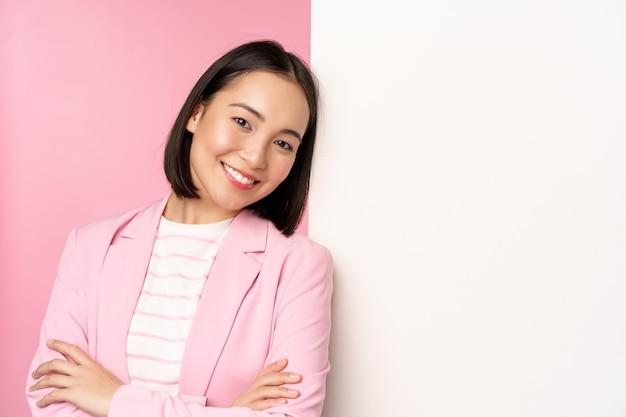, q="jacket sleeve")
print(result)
[25,229,94,416]
[108,242,334,417]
